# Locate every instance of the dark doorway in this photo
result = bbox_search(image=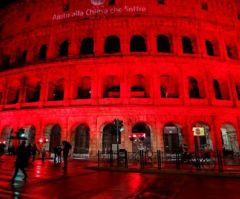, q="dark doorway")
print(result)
[49,124,61,152]
[74,125,89,154]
